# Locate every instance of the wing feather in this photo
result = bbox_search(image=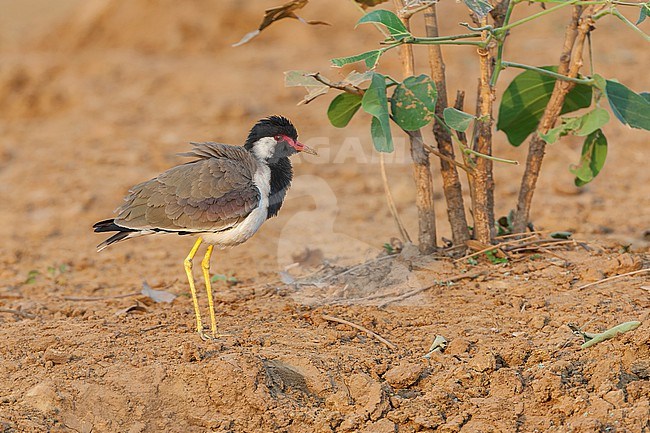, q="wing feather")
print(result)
[114,143,261,232]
